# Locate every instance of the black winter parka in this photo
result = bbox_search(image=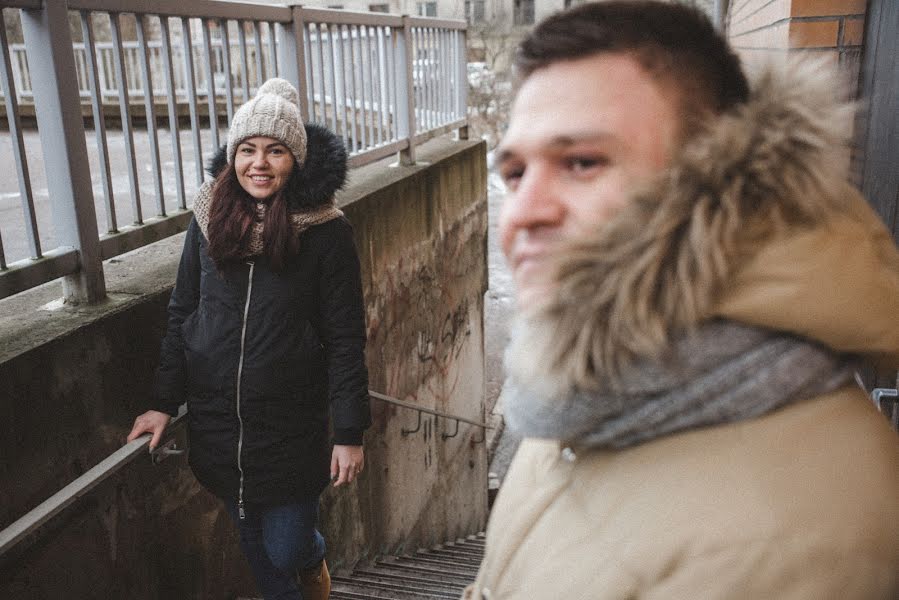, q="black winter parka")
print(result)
[153,125,370,505]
